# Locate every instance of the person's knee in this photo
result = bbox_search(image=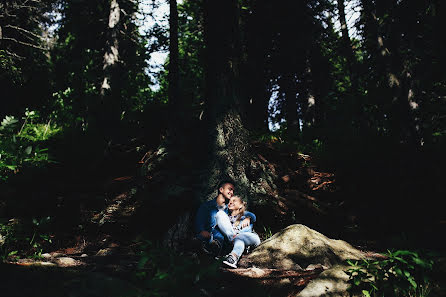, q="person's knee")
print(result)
[254,236,261,246]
